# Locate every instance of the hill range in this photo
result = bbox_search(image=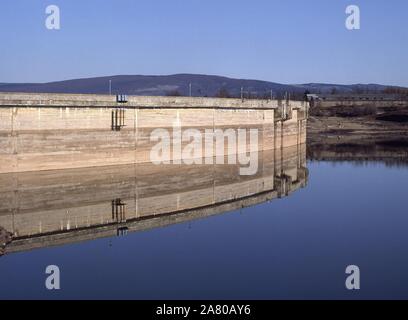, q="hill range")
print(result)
[0,74,400,98]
